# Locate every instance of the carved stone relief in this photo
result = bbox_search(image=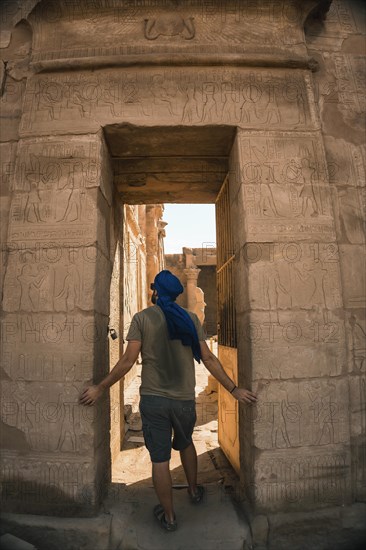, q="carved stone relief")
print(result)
[28,0,313,63]
[144,14,195,40]
[243,242,343,312]
[237,309,346,380]
[251,449,351,511]
[2,245,111,315]
[19,68,314,135]
[0,453,98,512]
[253,378,349,450]
[232,133,336,241]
